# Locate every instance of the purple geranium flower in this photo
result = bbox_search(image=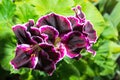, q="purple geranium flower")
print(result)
[36,5,97,59]
[11,5,97,75]
[11,20,61,75]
